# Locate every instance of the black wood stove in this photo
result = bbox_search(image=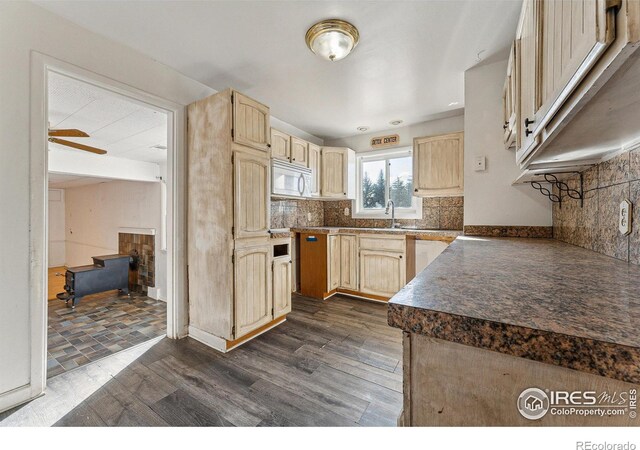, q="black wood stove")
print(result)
[57,254,130,308]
